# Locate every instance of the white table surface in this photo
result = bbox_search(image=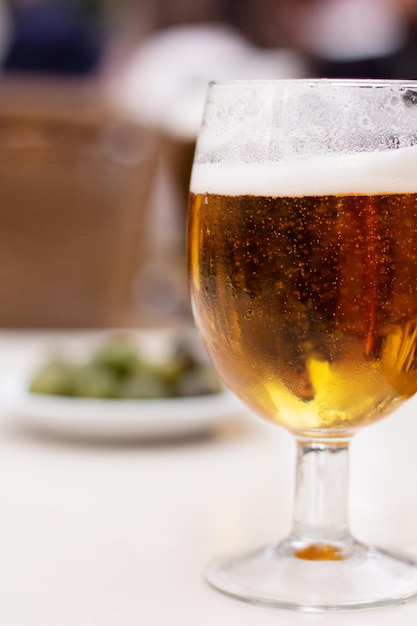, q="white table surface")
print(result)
[0,331,417,626]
